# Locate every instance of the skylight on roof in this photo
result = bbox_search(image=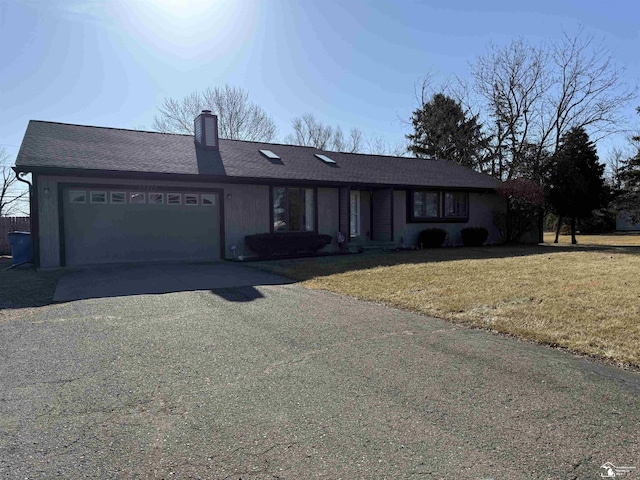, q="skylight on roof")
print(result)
[259,149,280,160]
[315,153,336,164]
